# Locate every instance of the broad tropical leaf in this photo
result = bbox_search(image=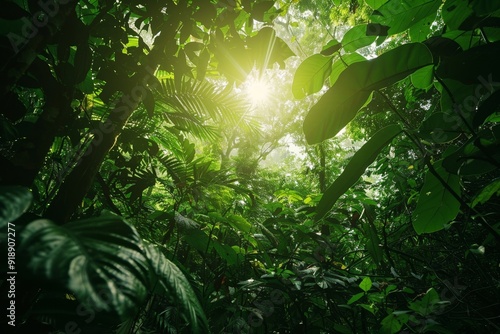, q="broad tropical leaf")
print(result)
[370,0,442,35]
[329,52,365,86]
[292,54,333,99]
[412,161,461,234]
[0,186,32,228]
[315,124,402,220]
[304,43,432,144]
[341,24,377,52]
[19,214,149,318]
[144,243,209,334]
